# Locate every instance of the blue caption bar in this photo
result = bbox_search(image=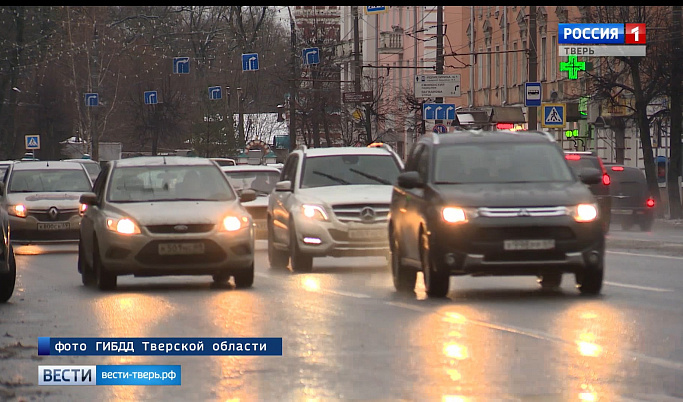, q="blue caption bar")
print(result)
[559,23,624,44]
[38,337,283,356]
[38,365,181,386]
